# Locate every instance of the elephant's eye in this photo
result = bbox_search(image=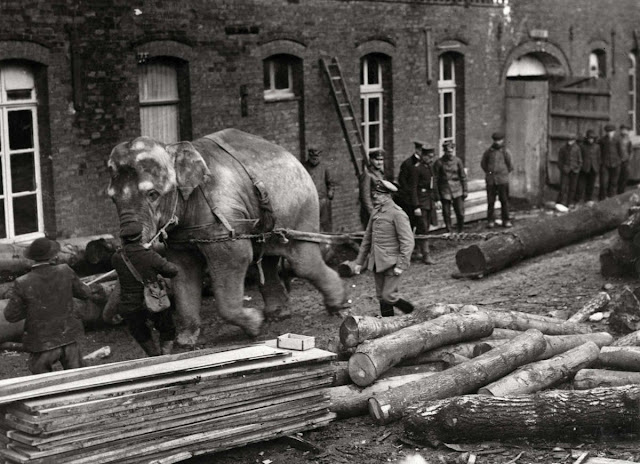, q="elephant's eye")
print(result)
[147,190,161,202]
